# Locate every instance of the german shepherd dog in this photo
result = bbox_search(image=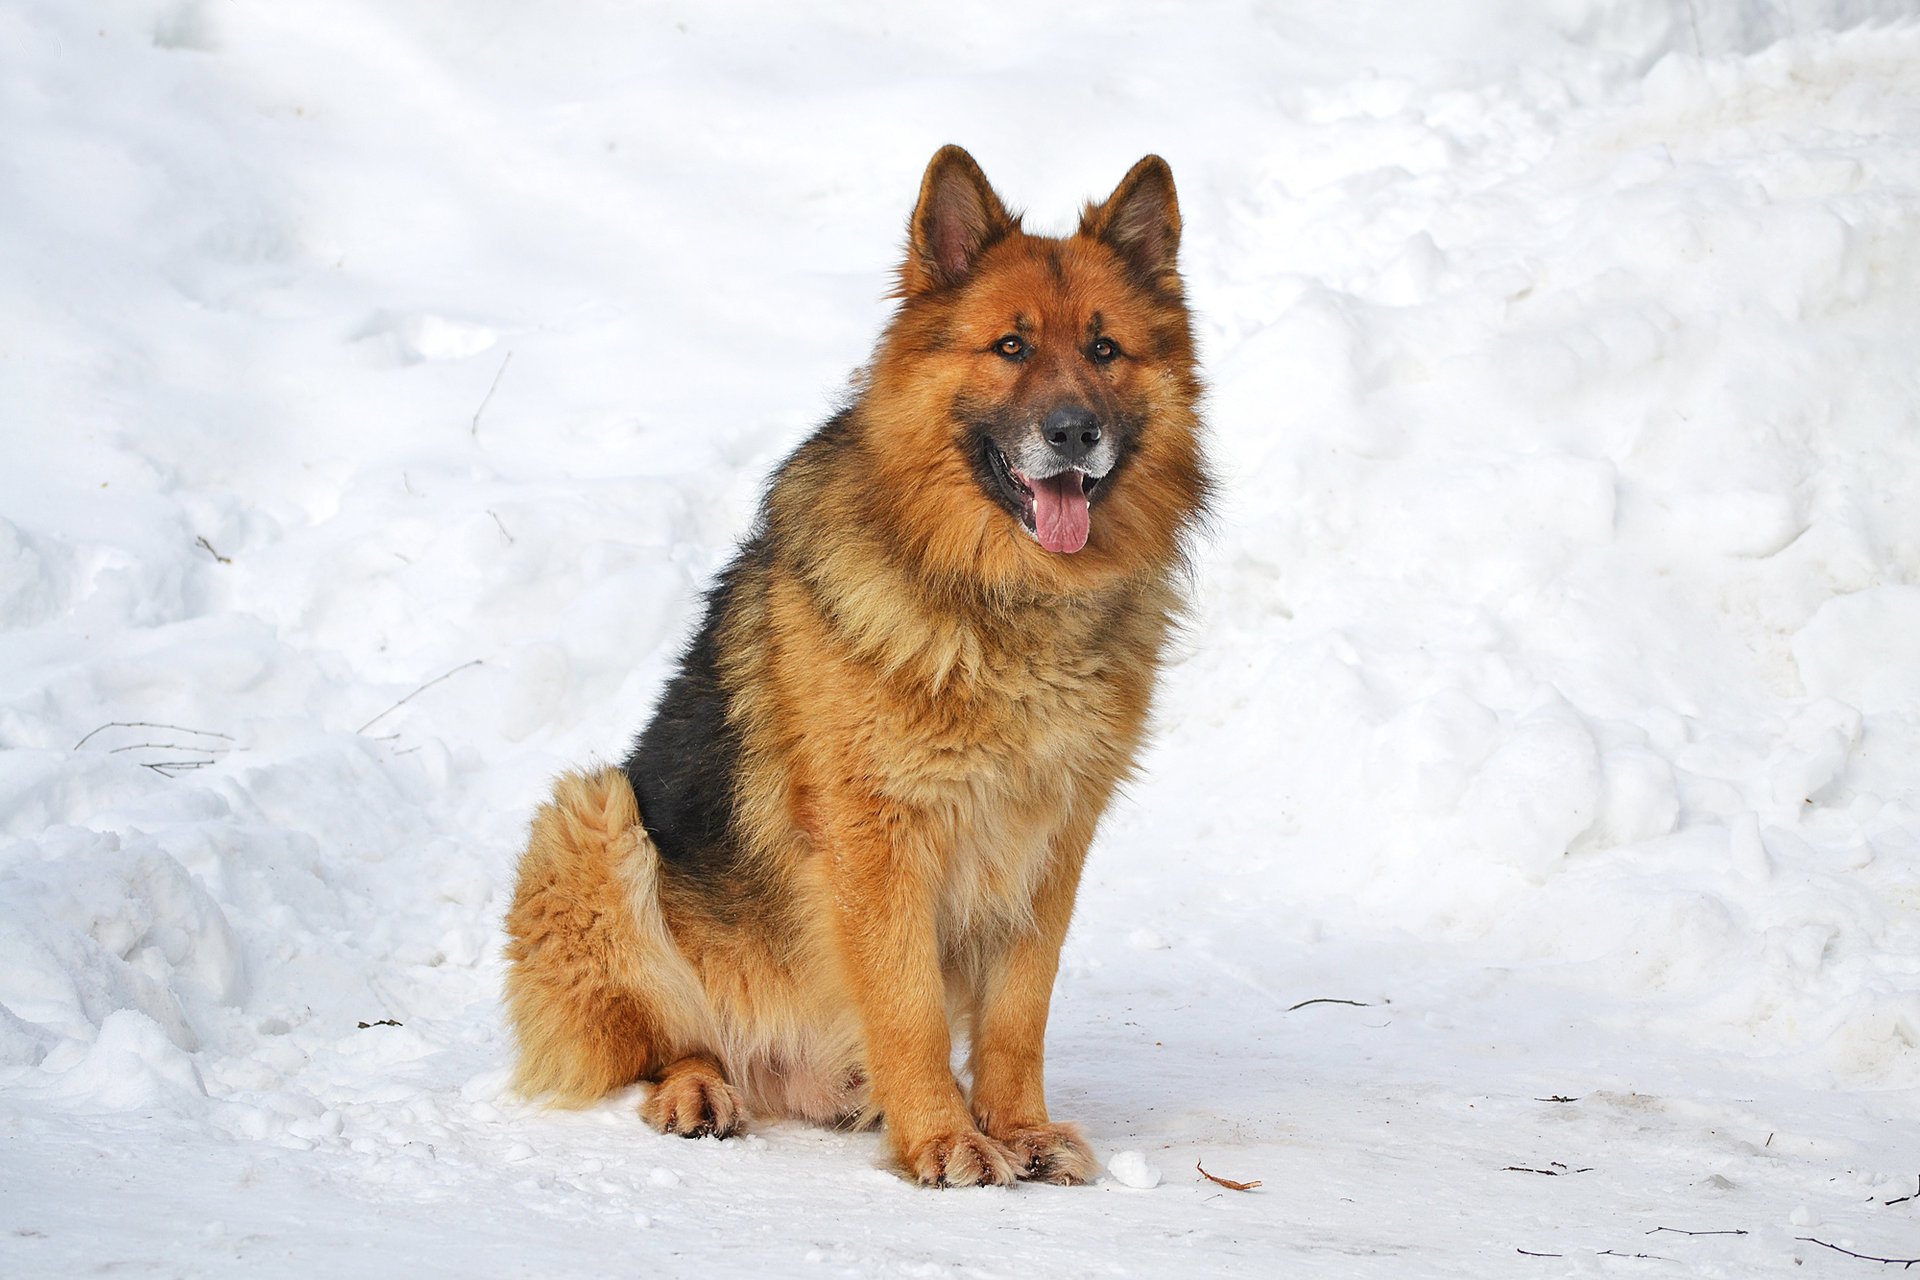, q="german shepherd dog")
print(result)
[504,146,1210,1186]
